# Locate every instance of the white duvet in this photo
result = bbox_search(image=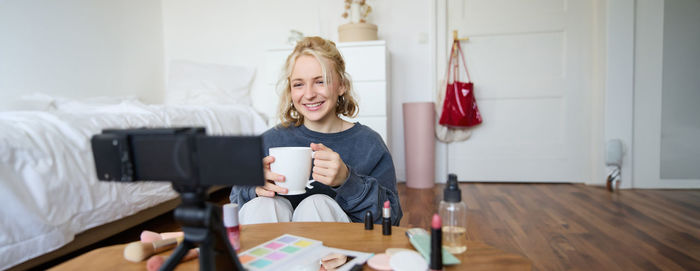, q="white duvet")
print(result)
[0,97,267,270]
